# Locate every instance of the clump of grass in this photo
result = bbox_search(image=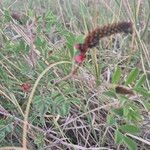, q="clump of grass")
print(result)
[0,0,150,150]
